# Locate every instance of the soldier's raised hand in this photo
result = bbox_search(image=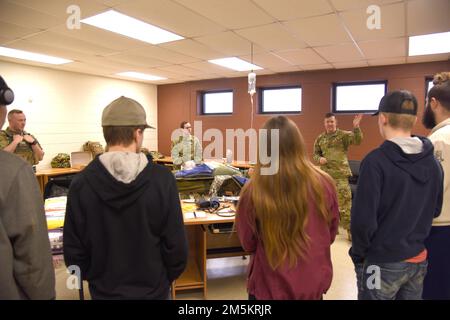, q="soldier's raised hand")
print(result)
[353,114,363,128]
[319,157,328,165]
